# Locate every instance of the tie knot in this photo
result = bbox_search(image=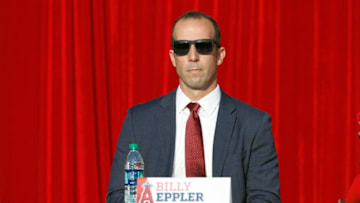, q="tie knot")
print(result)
[187,103,200,112]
